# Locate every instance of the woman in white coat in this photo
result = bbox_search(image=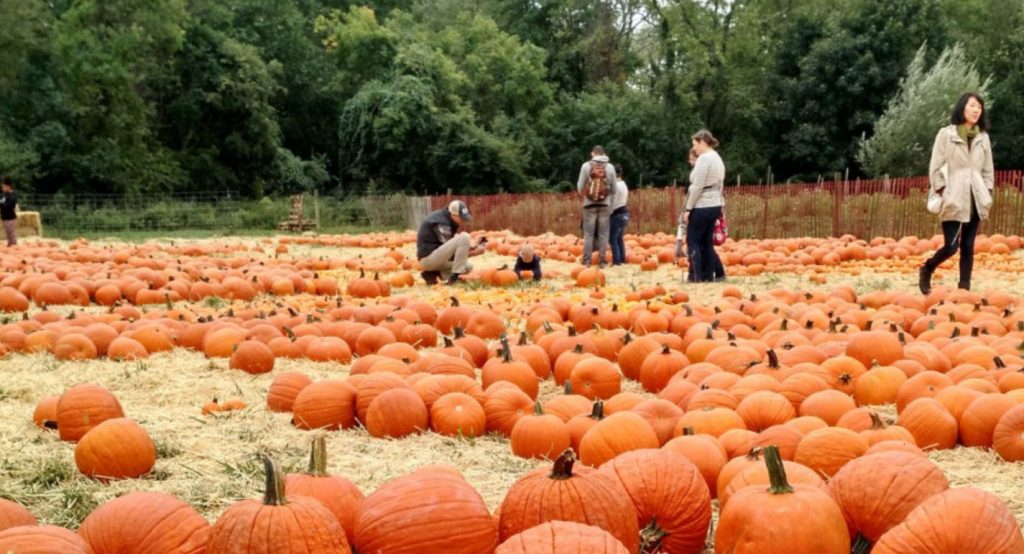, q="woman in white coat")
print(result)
[919,92,995,294]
